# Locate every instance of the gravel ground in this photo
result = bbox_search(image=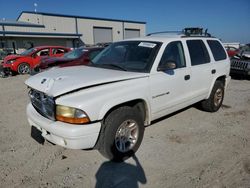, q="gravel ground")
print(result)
[0,75,249,188]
